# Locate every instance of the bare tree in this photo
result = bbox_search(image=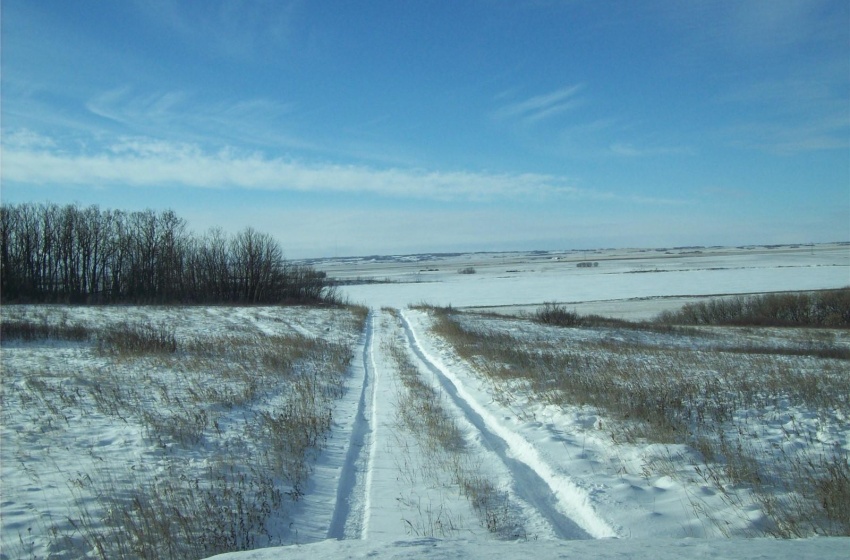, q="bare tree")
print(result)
[0,203,334,305]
